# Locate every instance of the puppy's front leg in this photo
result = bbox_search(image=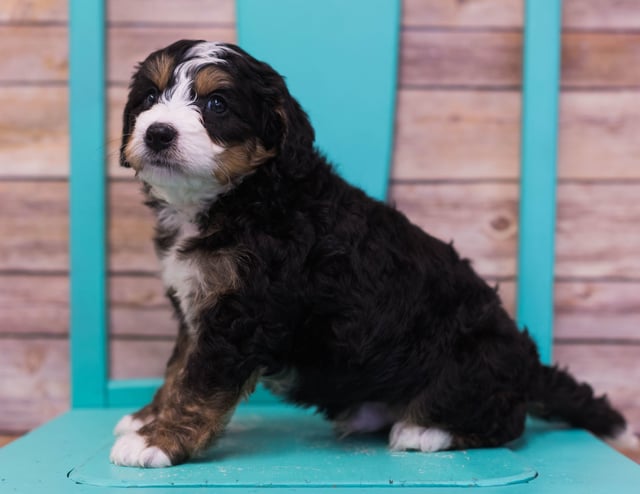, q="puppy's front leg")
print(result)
[110,342,258,467]
[113,328,190,436]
